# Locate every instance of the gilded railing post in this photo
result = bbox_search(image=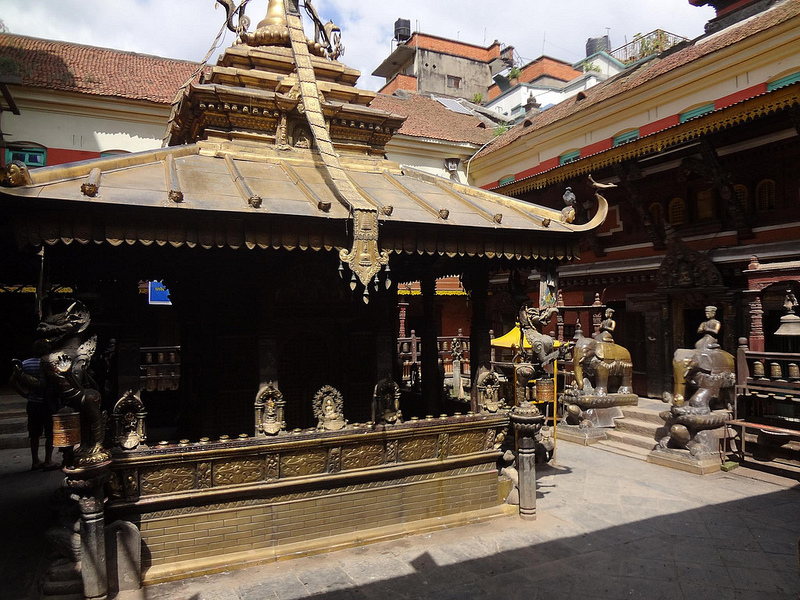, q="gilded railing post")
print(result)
[510,402,544,520]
